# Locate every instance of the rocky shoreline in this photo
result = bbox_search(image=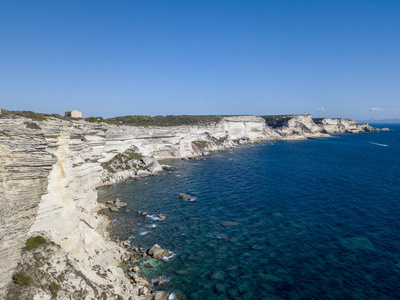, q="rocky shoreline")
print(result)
[0,112,384,299]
